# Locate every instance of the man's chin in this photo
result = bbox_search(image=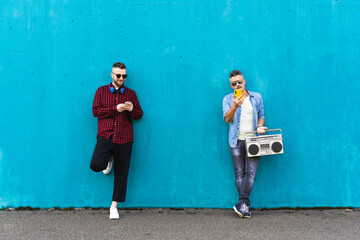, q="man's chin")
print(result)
[114,82,124,87]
